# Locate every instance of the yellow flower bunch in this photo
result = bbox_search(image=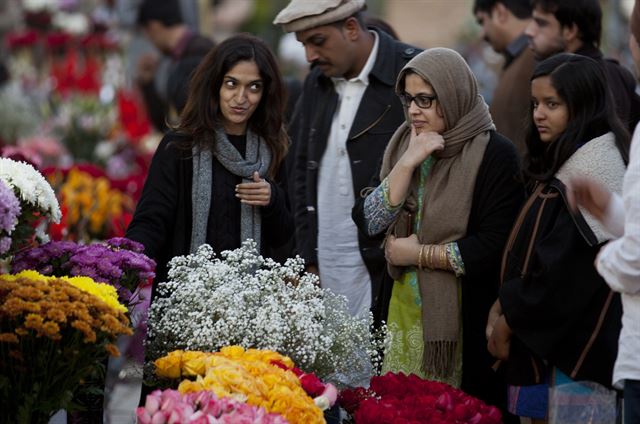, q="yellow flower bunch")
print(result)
[0,271,132,346]
[0,271,134,422]
[4,270,127,313]
[51,167,133,238]
[154,347,324,424]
